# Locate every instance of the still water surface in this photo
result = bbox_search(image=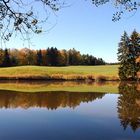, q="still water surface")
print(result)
[0,82,139,140]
